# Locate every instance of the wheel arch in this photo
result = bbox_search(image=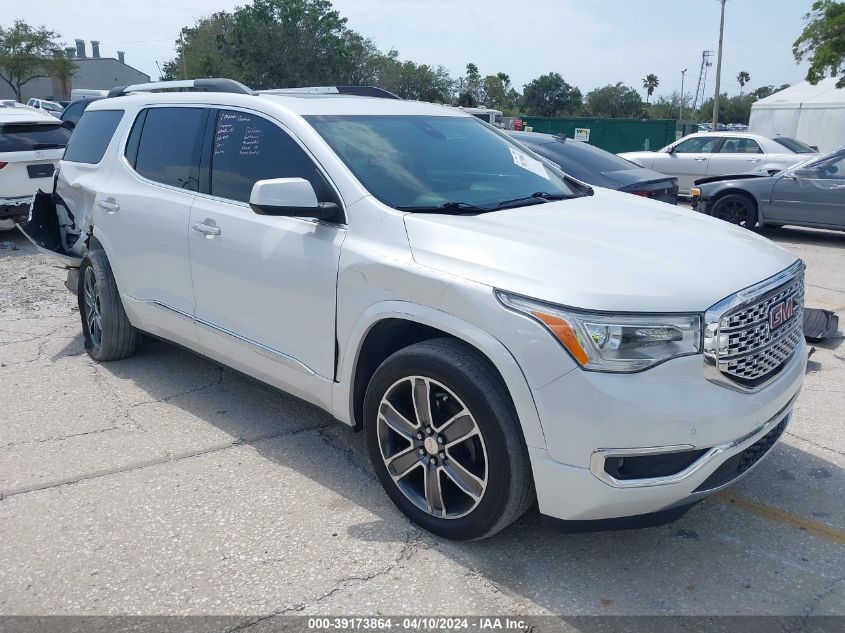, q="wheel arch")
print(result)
[708,188,760,217]
[334,301,547,450]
